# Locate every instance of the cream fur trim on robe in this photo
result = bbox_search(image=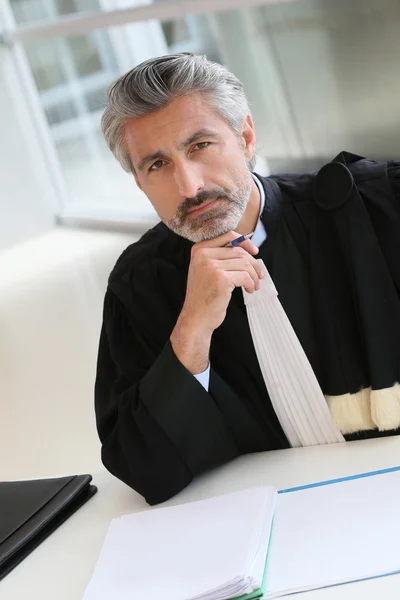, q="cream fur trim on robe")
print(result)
[326,383,400,434]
